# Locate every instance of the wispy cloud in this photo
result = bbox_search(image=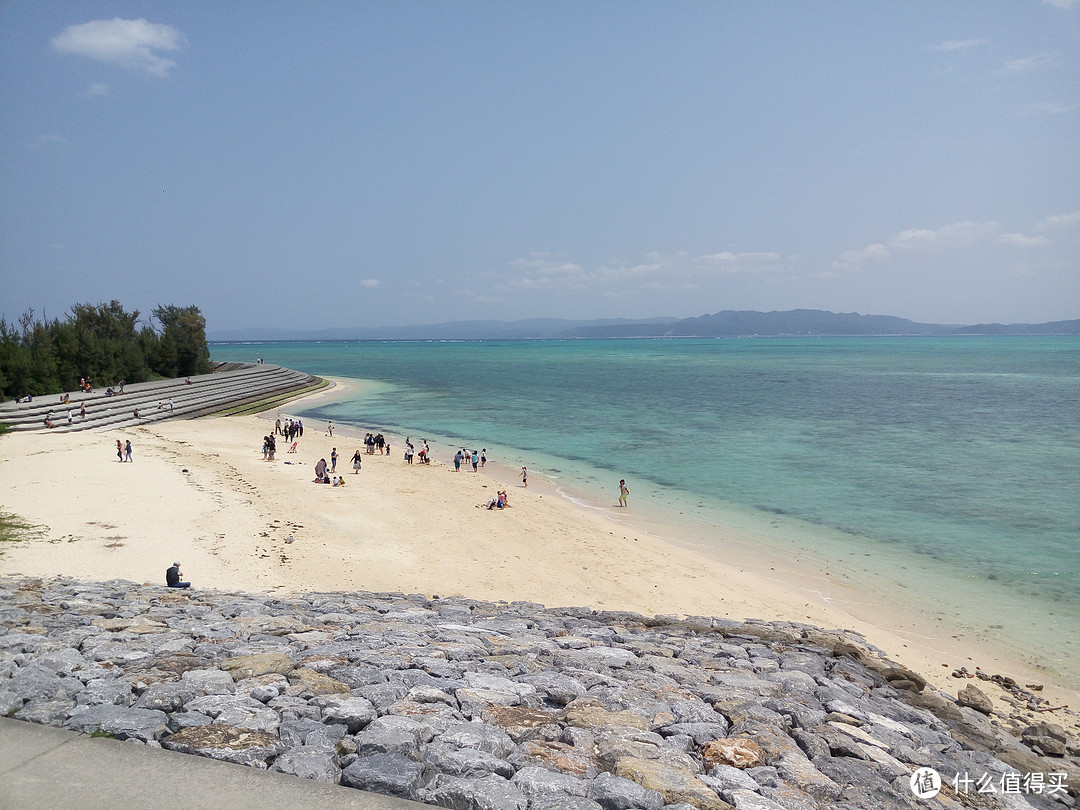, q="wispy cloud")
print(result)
[932,39,987,53]
[499,250,785,293]
[836,213,1077,273]
[51,18,185,77]
[84,82,111,98]
[997,233,1049,247]
[1021,101,1077,115]
[834,221,997,272]
[1033,211,1080,232]
[1042,0,1079,9]
[1000,52,1057,74]
[358,279,381,288]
